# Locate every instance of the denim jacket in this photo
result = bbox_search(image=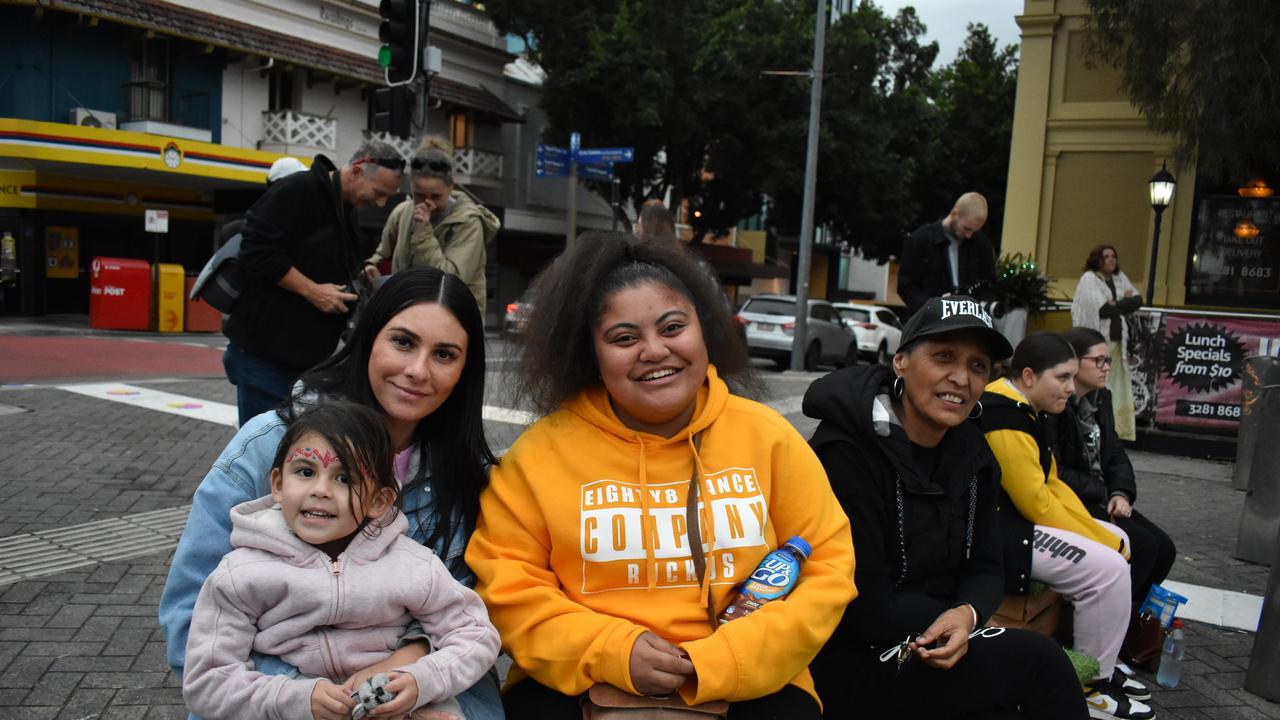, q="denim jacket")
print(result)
[158,408,474,680]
